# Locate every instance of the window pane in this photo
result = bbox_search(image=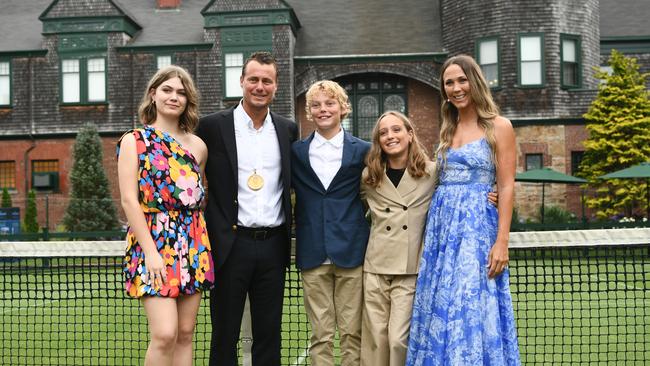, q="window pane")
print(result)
[520,36,541,61]
[0,62,8,75]
[87,58,104,72]
[225,68,242,98]
[480,40,498,64]
[63,73,80,103]
[357,95,379,141]
[0,75,9,105]
[62,60,80,103]
[563,62,578,86]
[571,151,584,176]
[87,58,105,101]
[482,64,499,87]
[88,71,105,101]
[383,94,406,113]
[157,55,172,69]
[0,161,16,189]
[225,53,243,67]
[62,59,79,73]
[562,39,576,62]
[33,160,58,172]
[521,61,542,85]
[525,154,542,171]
